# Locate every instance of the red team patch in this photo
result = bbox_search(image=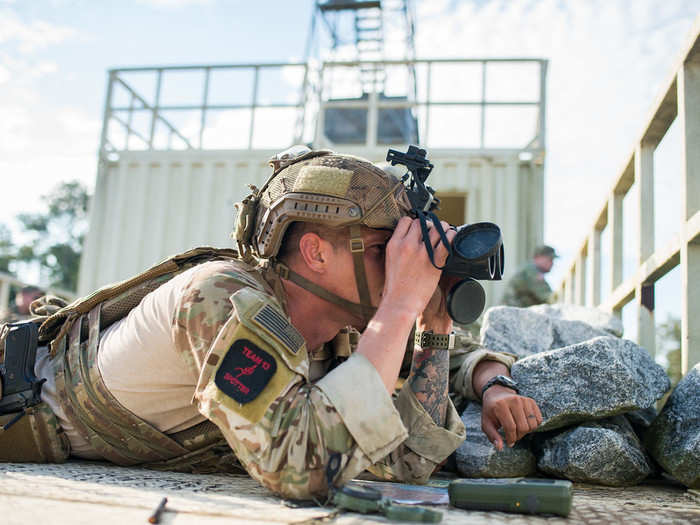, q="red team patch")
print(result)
[215,339,277,403]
